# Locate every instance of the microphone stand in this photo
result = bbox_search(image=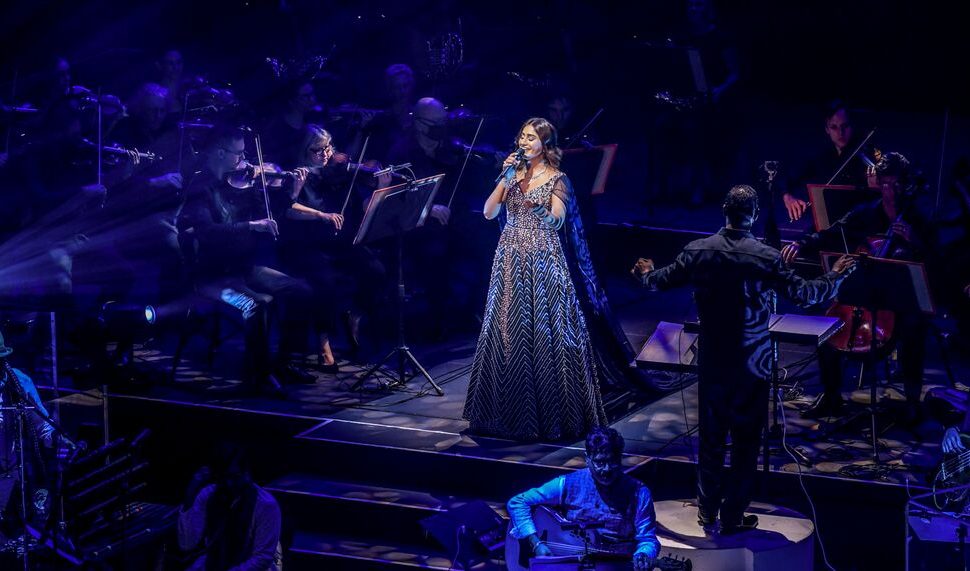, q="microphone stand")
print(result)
[762,160,781,249]
[1,403,38,571]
